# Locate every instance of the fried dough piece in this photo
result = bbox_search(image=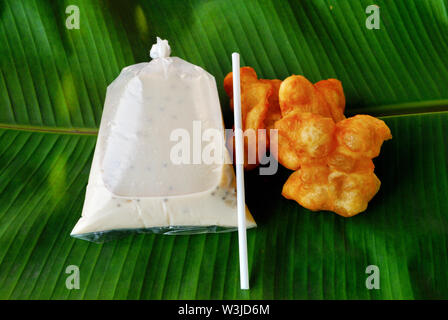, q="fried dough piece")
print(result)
[328,168,381,217]
[260,79,282,132]
[315,79,346,122]
[224,67,272,170]
[280,113,391,217]
[224,67,271,137]
[333,115,392,159]
[328,115,392,172]
[282,163,381,217]
[269,132,302,171]
[274,112,335,170]
[282,164,333,212]
[279,75,346,122]
[275,112,392,171]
